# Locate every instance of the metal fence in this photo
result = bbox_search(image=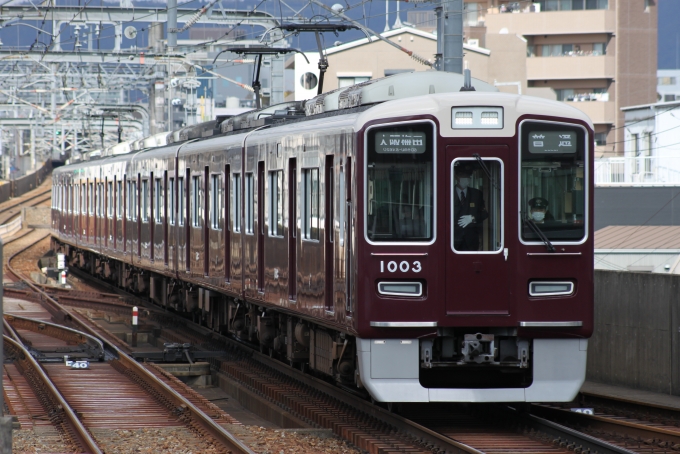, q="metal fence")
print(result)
[596,157,680,185]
